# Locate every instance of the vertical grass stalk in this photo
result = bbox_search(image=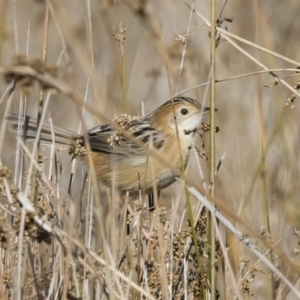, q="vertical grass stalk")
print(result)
[208,0,216,298]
